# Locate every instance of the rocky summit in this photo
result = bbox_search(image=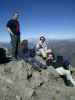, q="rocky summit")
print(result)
[0,60,75,100]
